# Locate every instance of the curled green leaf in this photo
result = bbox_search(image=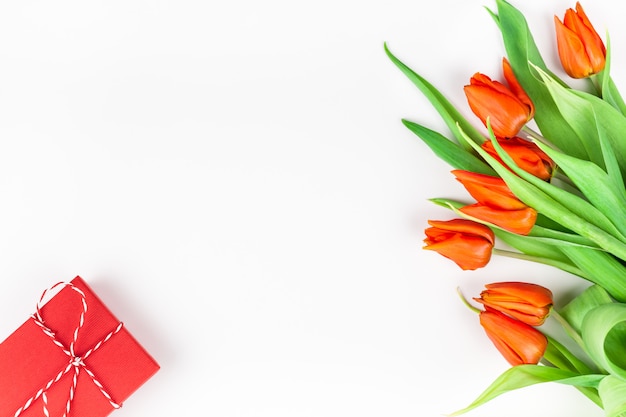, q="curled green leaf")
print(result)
[583,303,626,380]
[598,375,626,417]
